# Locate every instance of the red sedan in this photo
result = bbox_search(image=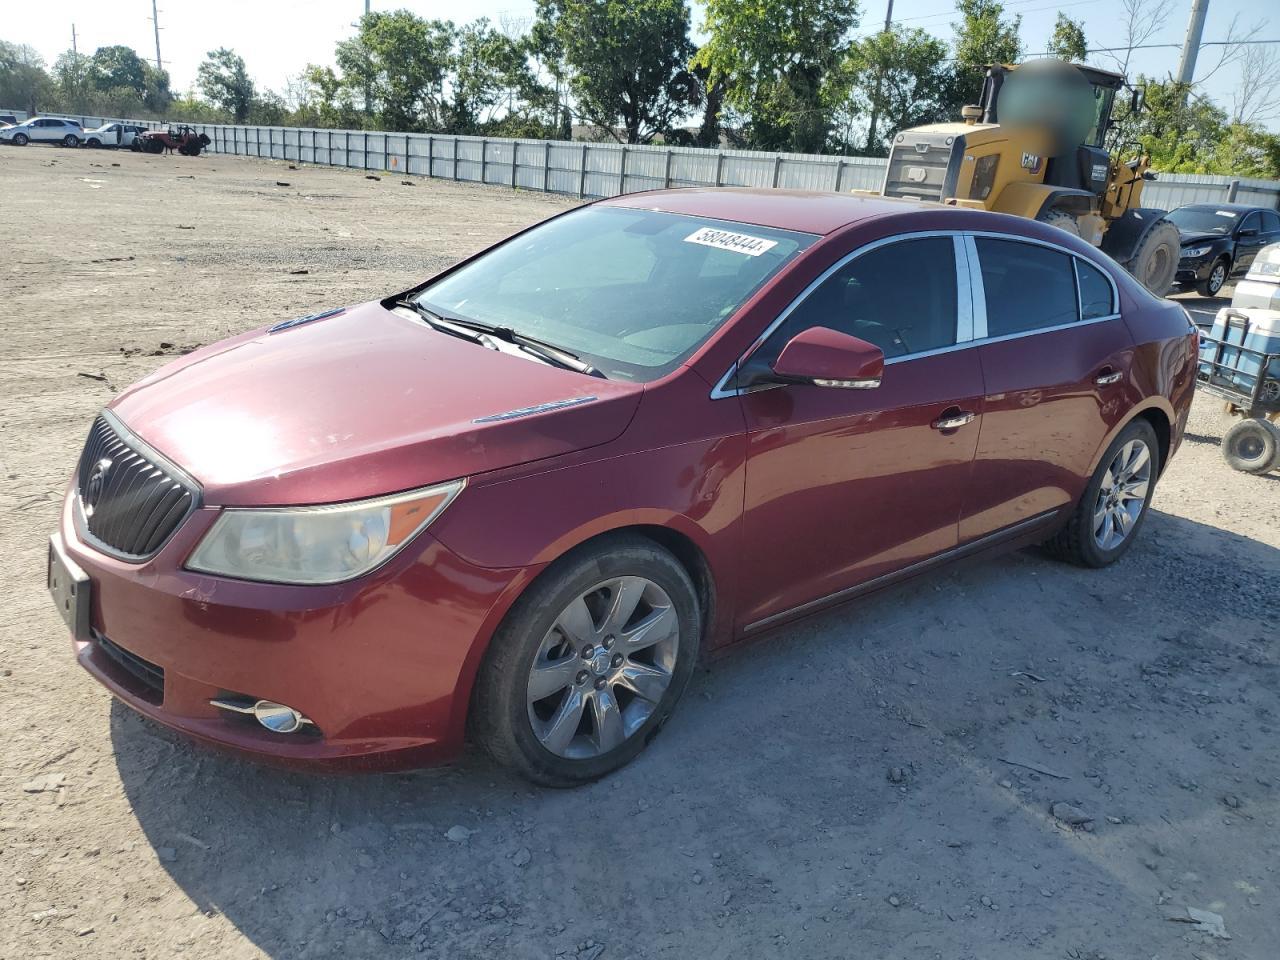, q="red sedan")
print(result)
[48,189,1198,785]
